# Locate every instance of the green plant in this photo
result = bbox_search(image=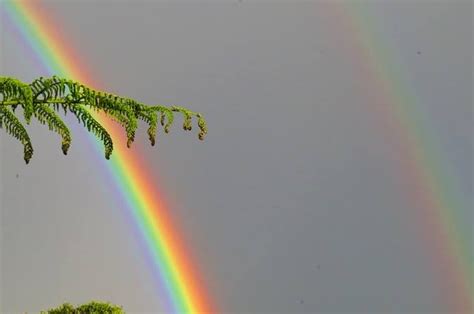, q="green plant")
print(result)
[40,301,124,314]
[0,76,208,163]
